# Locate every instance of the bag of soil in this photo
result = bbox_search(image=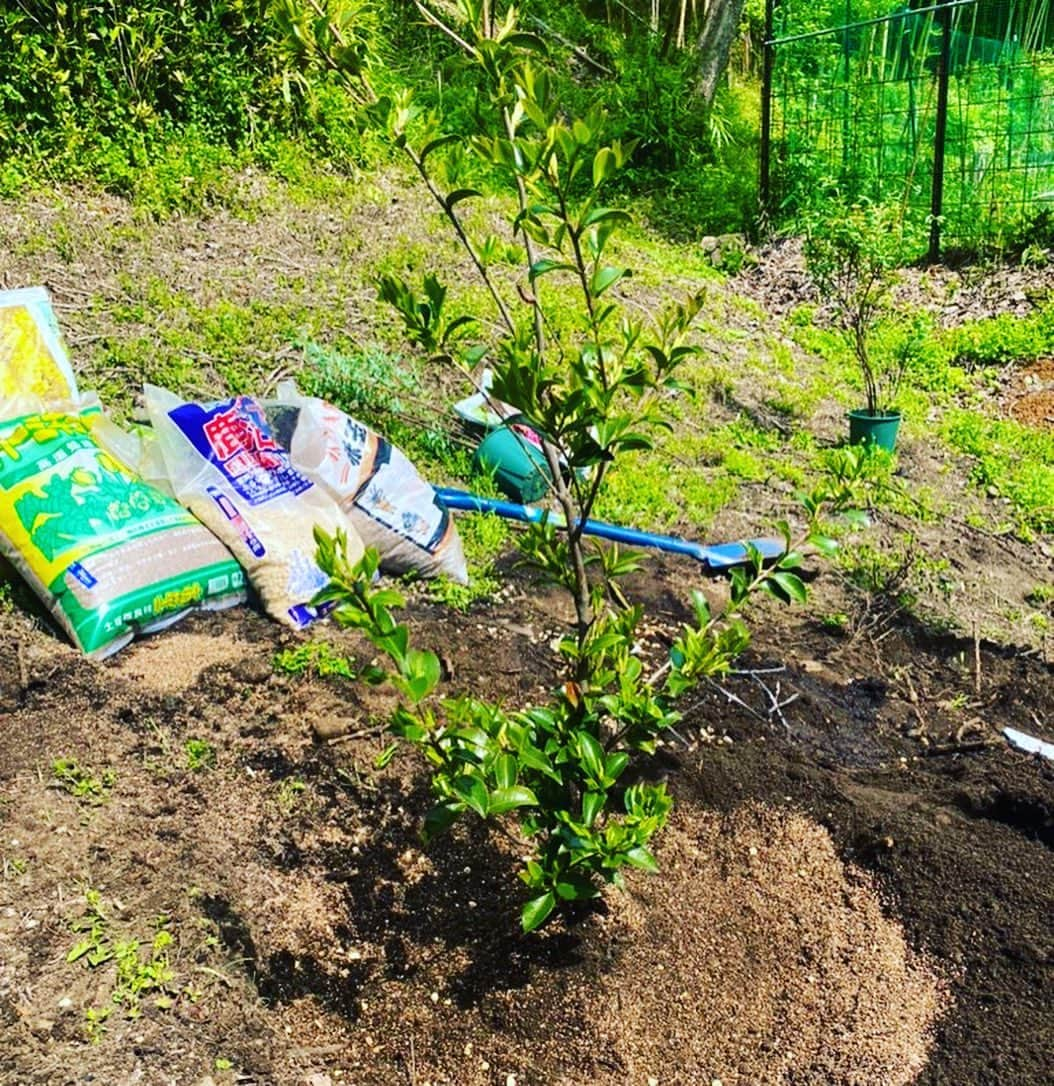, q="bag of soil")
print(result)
[144,385,364,628]
[0,399,245,658]
[0,287,79,420]
[265,382,468,584]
